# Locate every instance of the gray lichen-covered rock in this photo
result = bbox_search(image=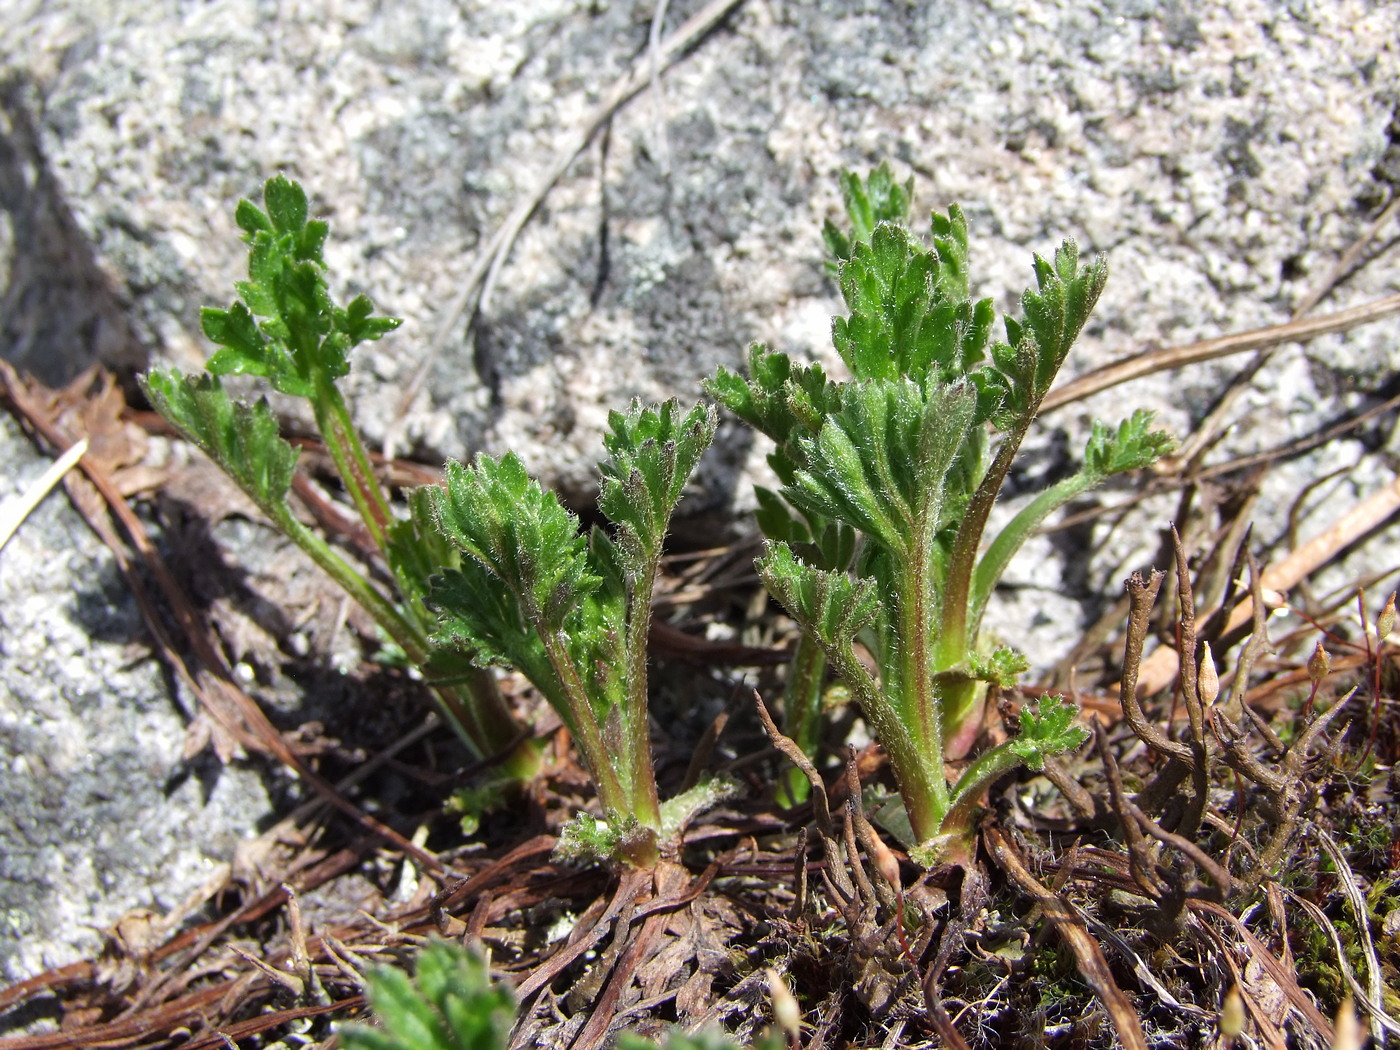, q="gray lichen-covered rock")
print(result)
[0,413,273,984]
[2,0,1398,984]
